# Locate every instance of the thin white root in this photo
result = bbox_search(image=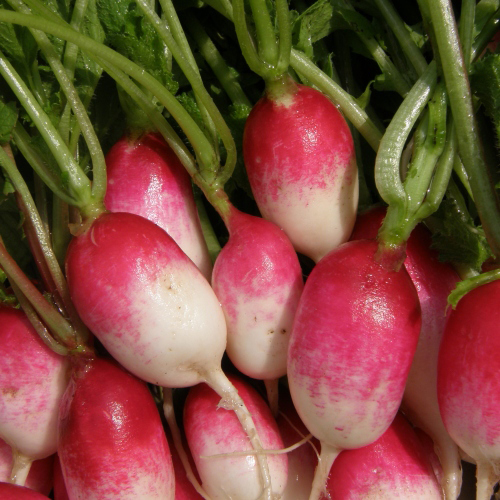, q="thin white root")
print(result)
[475,460,500,500]
[162,388,212,500]
[308,443,341,500]
[205,368,273,500]
[264,379,279,417]
[9,449,32,486]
